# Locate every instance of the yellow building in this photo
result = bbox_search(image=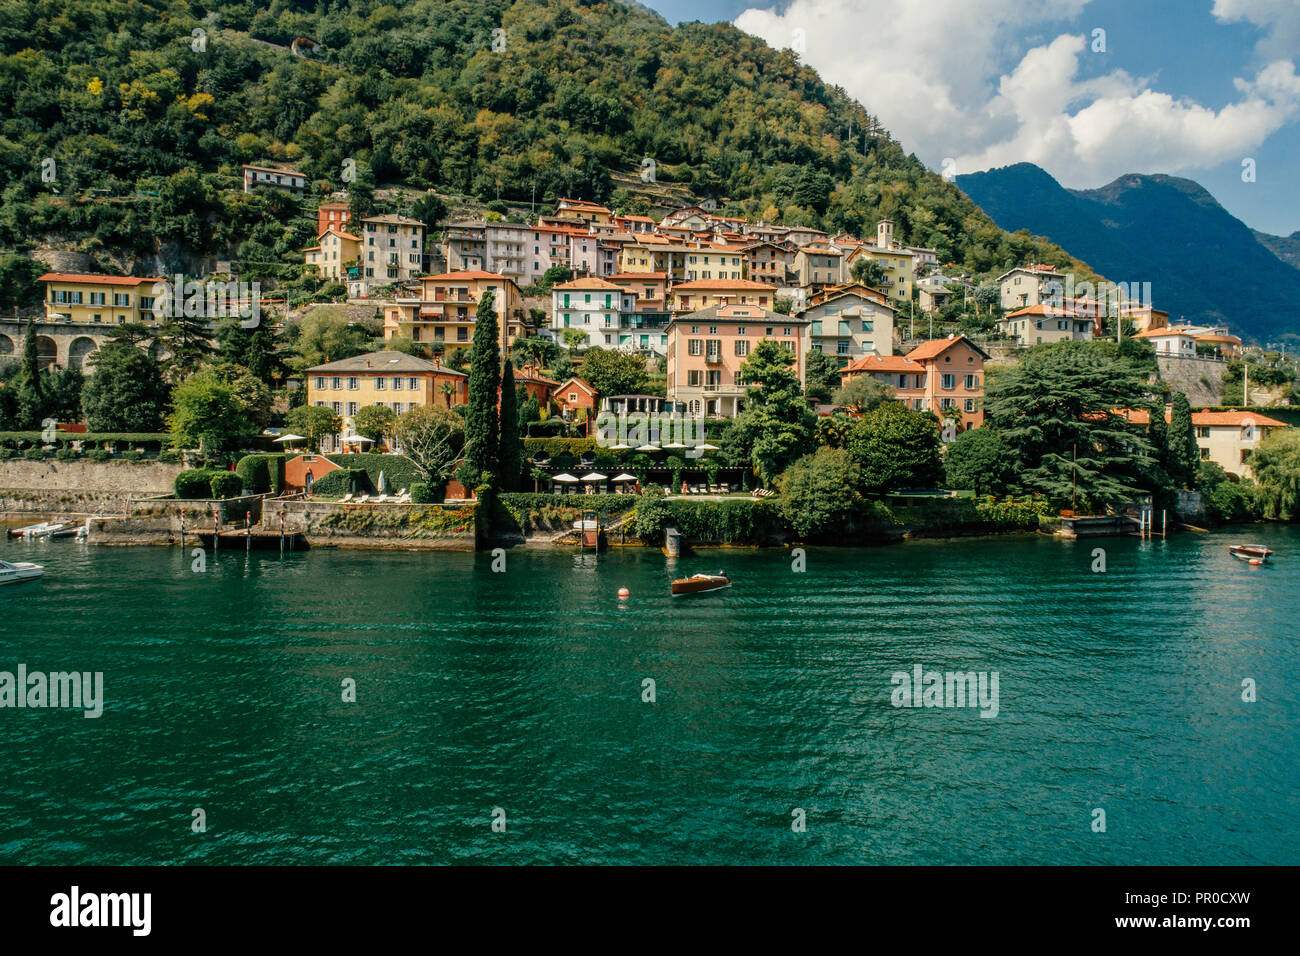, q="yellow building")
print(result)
[306,350,468,453]
[39,273,165,325]
[382,270,528,356]
[842,245,913,305]
[303,227,361,281]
